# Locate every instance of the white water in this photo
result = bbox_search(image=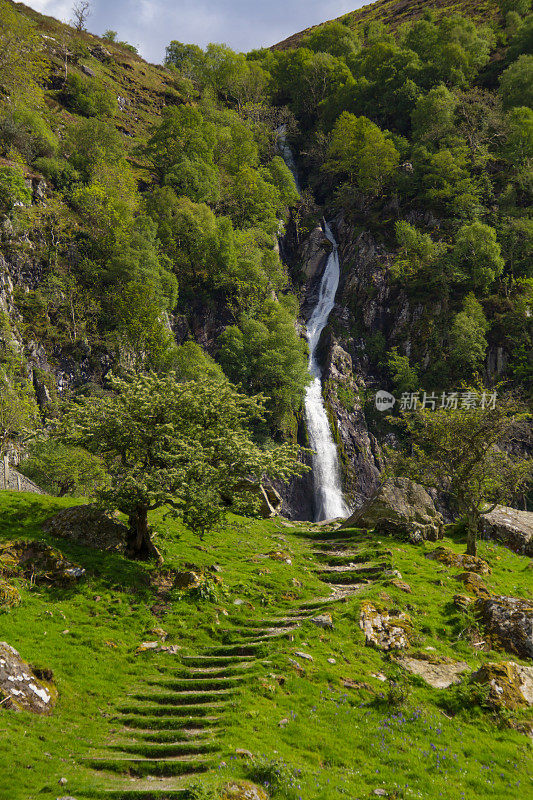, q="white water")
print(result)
[278,128,348,521]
